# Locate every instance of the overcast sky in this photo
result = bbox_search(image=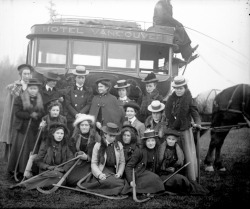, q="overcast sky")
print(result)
[0,0,249,96]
